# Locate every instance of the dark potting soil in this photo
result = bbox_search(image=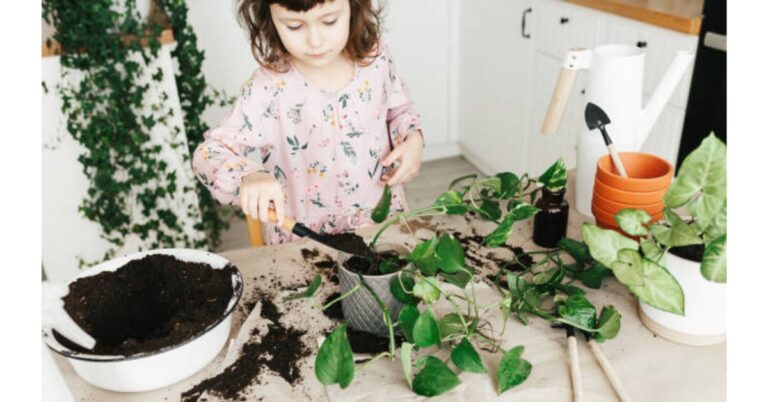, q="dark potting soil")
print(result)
[55,254,237,356]
[317,232,375,259]
[182,296,311,402]
[300,247,340,284]
[342,250,408,276]
[669,244,705,263]
[321,293,405,354]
